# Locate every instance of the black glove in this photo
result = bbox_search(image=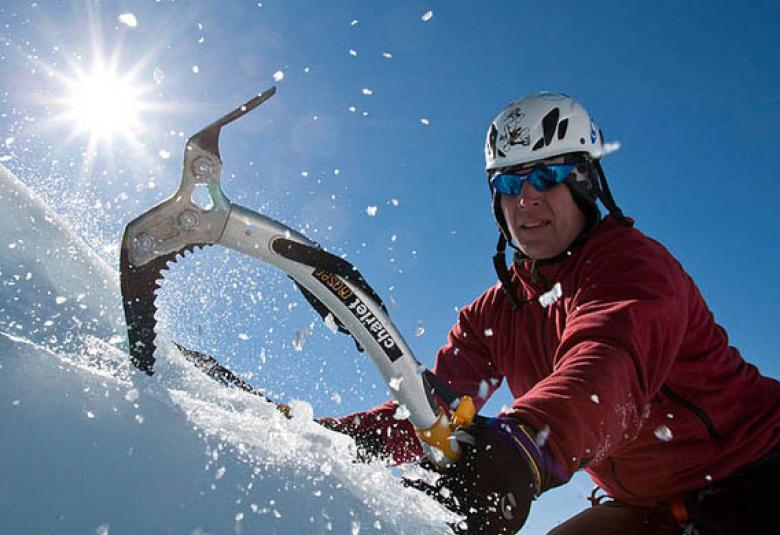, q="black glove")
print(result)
[406,416,560,535]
